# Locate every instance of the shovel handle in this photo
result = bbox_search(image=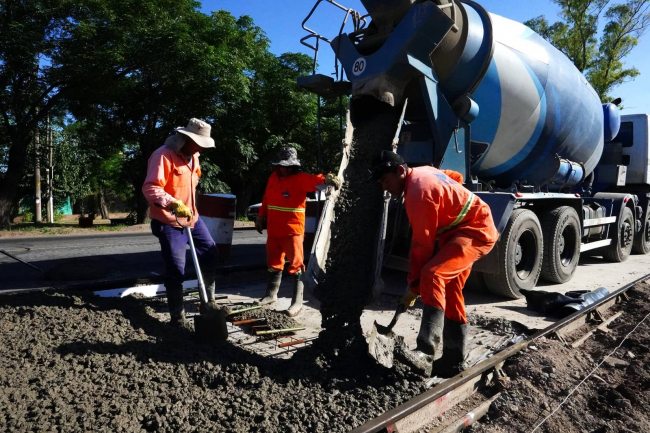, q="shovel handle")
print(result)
[385,303,406,331]
[172,211,208,306]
